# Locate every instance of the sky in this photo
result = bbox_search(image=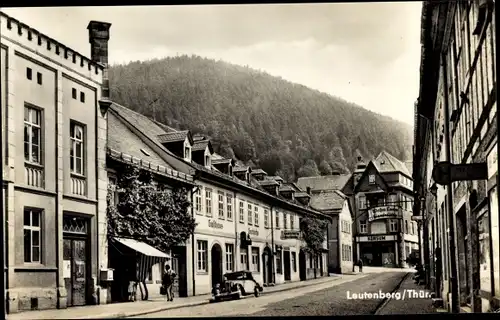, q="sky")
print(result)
[1,3,423,126]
